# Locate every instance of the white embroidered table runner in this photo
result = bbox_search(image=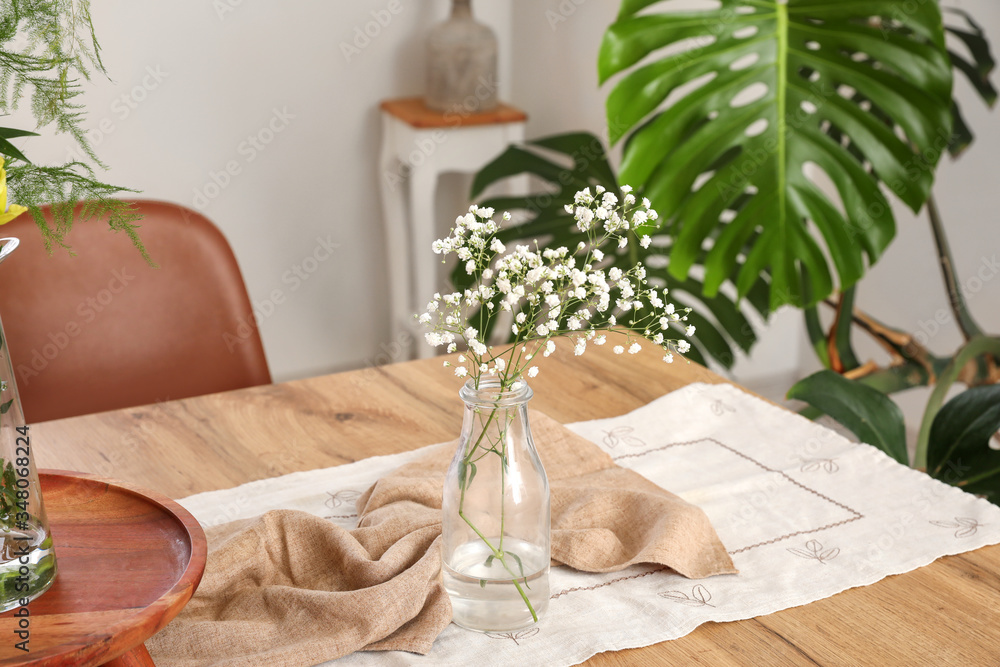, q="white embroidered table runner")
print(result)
[174,382,1000,666]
